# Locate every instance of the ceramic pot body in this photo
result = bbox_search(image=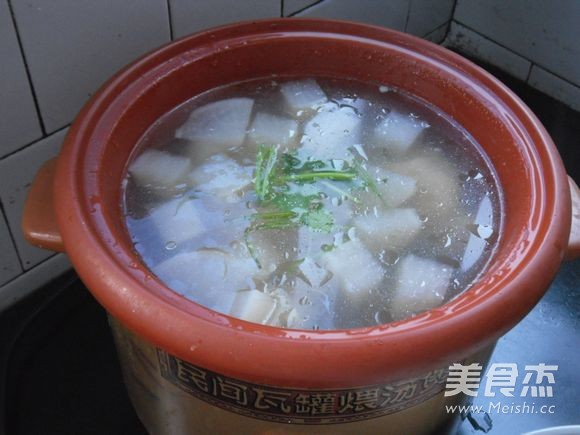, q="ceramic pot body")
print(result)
[109,317,494,434]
